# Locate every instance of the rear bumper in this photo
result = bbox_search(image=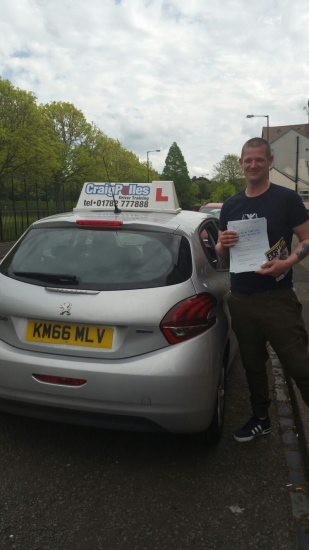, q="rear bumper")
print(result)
[0,397,167,432]
[0,330,225,433]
